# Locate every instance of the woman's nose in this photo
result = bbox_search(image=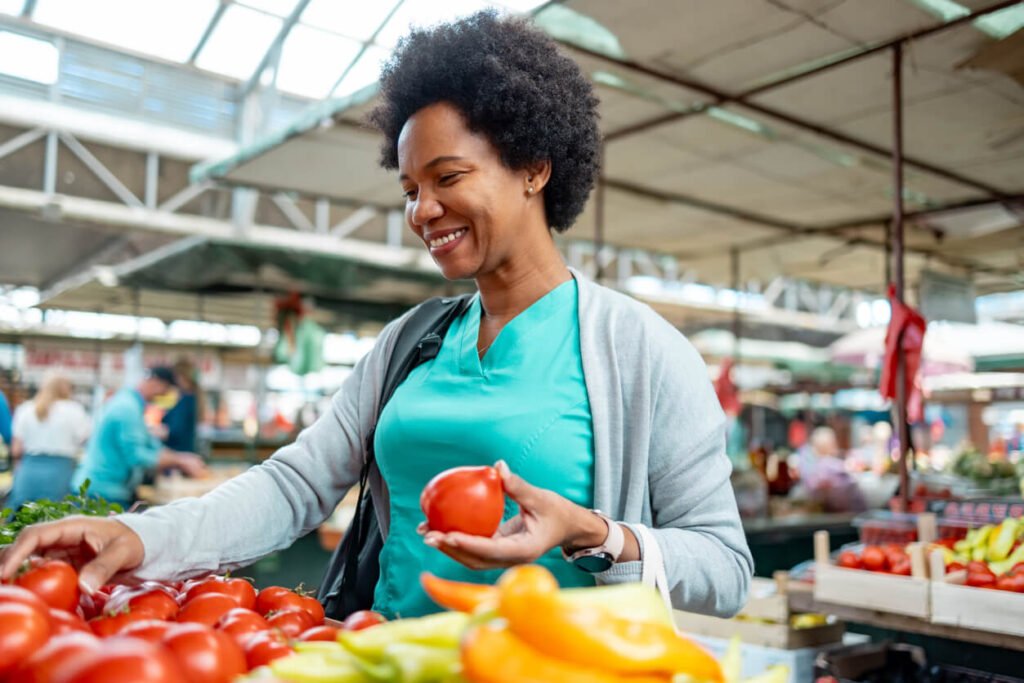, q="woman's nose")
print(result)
[410,191,444,226]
